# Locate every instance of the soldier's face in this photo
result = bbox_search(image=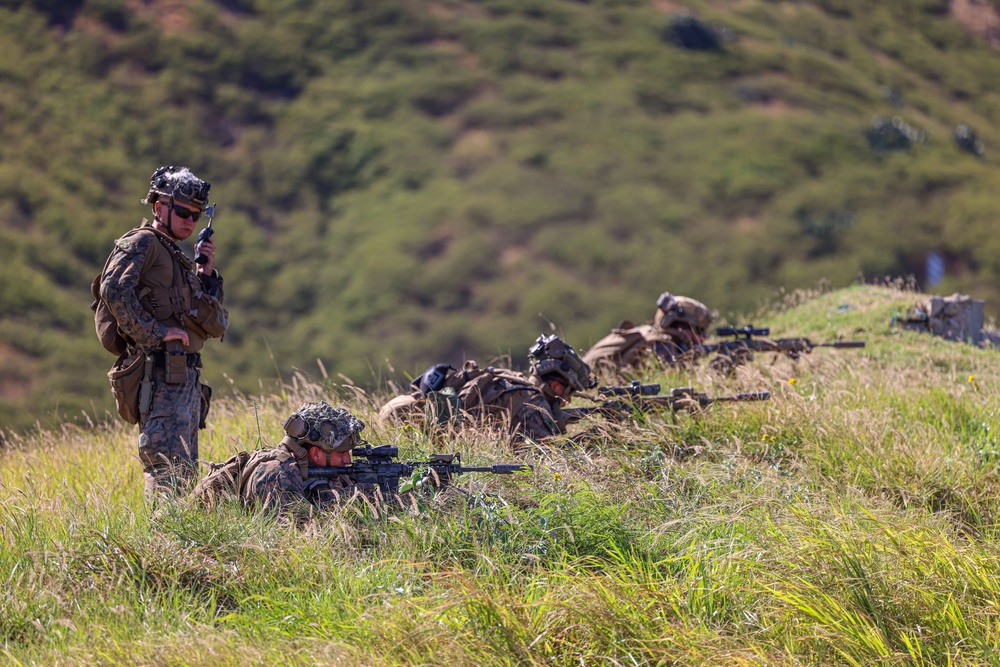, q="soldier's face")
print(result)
[153,200,200,240]
[308,447,351,467]
[546,378,569,398]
